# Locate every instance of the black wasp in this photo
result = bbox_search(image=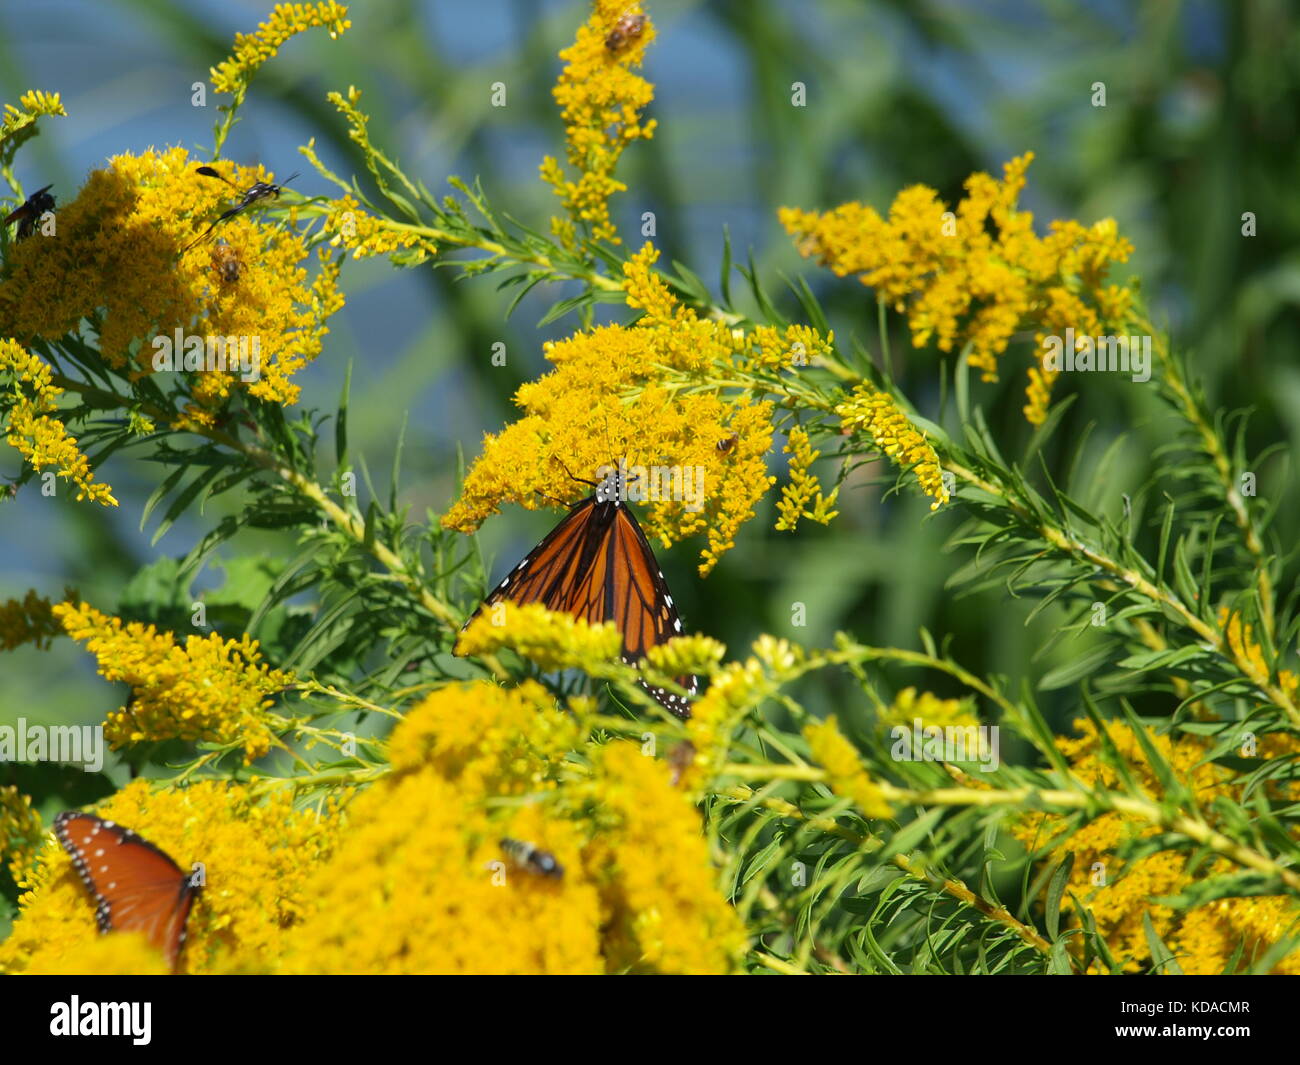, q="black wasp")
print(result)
[500,838,563,879]
[184,165,298,251]
[2,184,55,240]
